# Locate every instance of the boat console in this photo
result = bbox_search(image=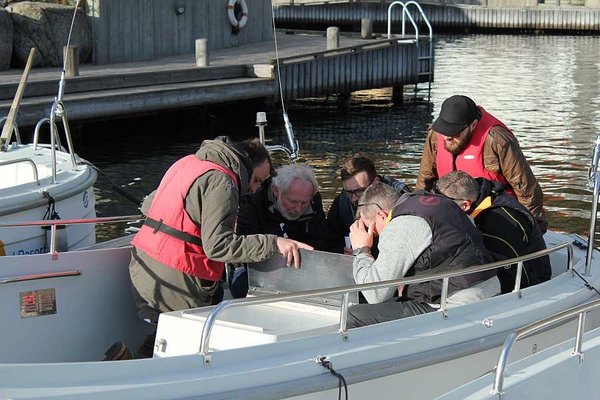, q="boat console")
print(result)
[153,250,355,357]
